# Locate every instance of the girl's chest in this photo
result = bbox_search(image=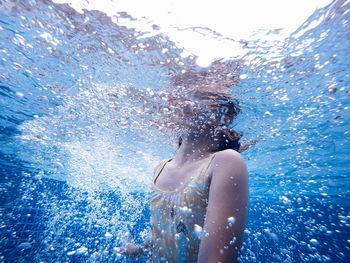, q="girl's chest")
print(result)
[155,164,204,191]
